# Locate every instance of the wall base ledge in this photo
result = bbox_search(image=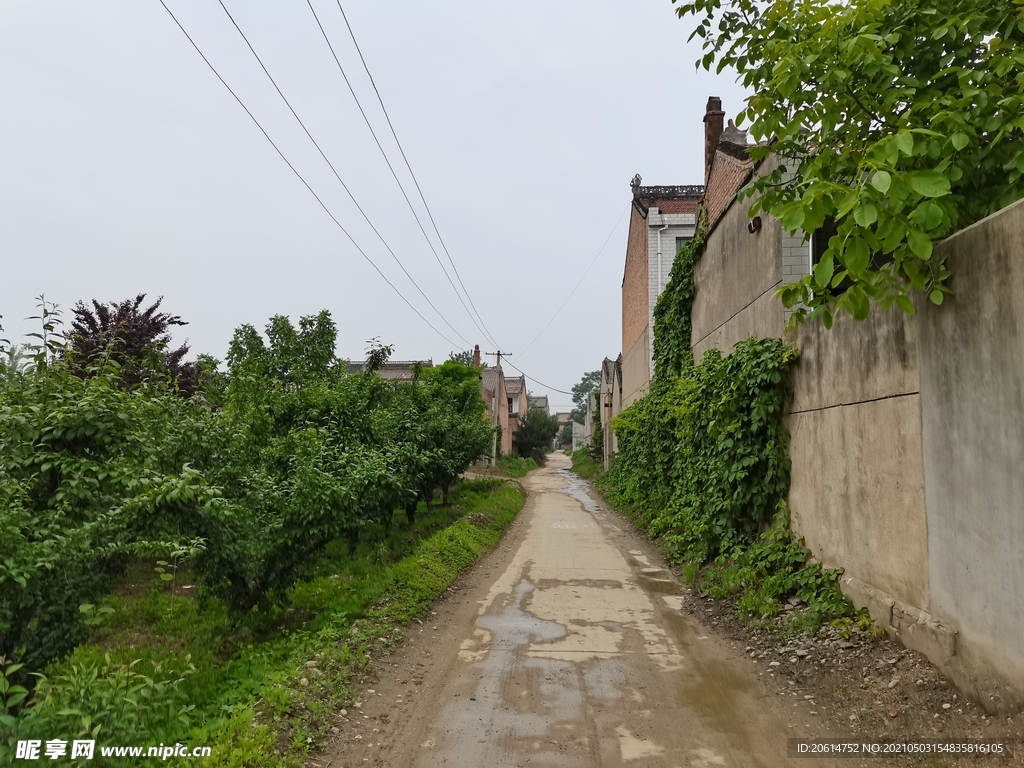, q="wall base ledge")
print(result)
[841,576,1024,714]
